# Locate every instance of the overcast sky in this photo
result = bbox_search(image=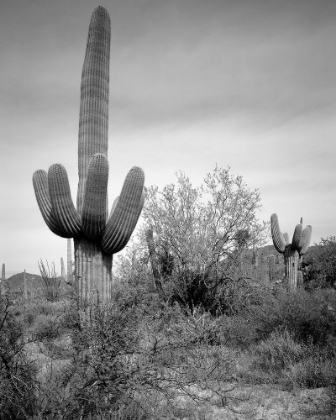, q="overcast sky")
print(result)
[1,0,335,276]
